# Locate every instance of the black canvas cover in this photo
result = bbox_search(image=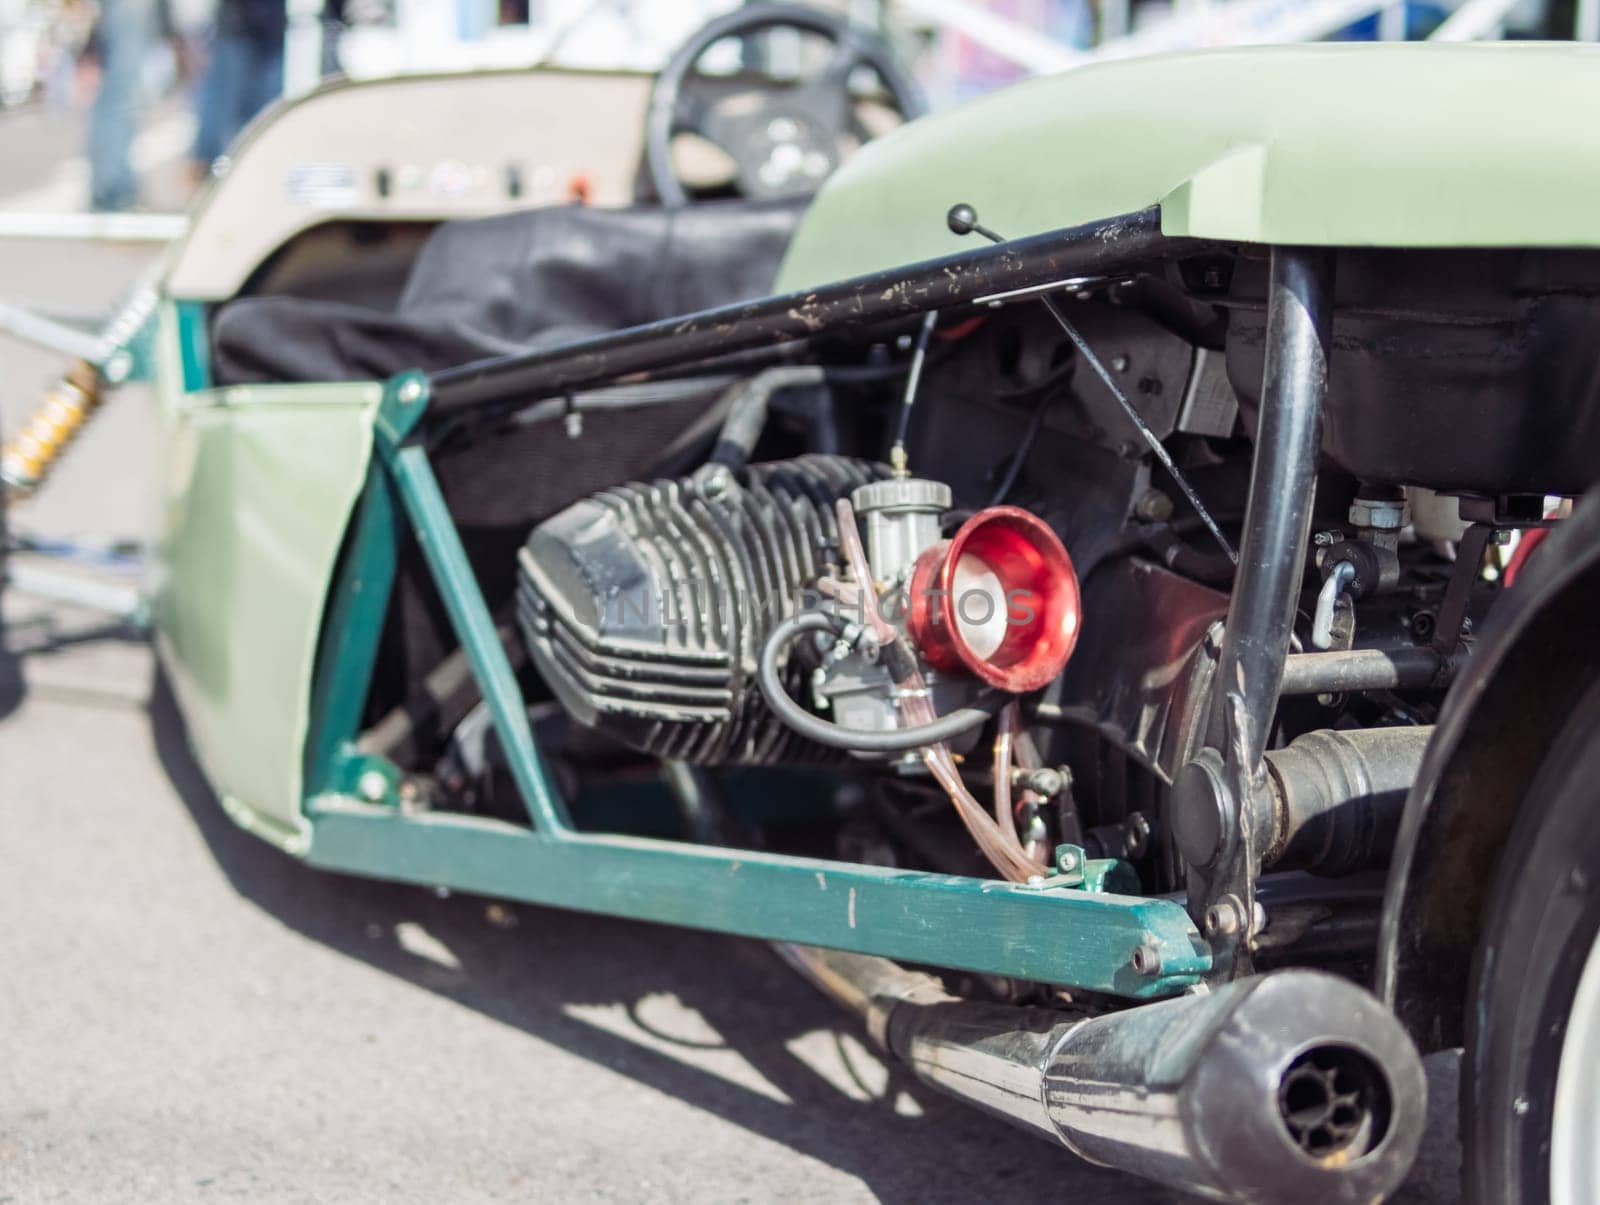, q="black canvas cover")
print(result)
[212,196,806,384]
